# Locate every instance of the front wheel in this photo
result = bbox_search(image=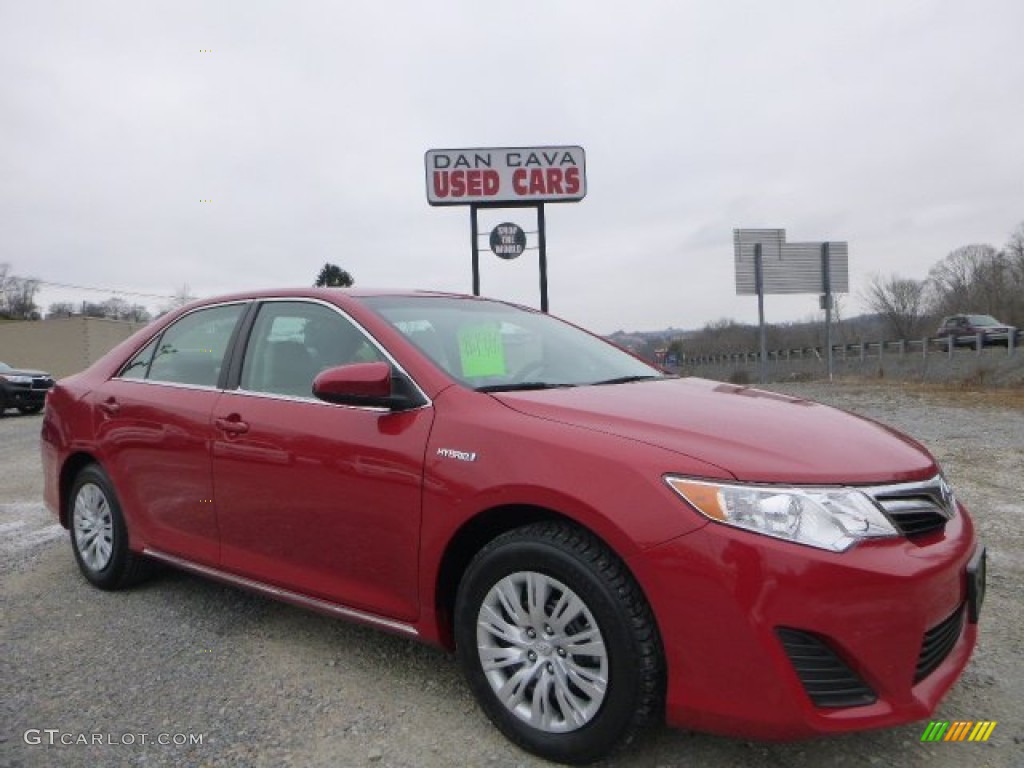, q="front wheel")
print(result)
[69,464,153,589]
[455,522,664,765]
